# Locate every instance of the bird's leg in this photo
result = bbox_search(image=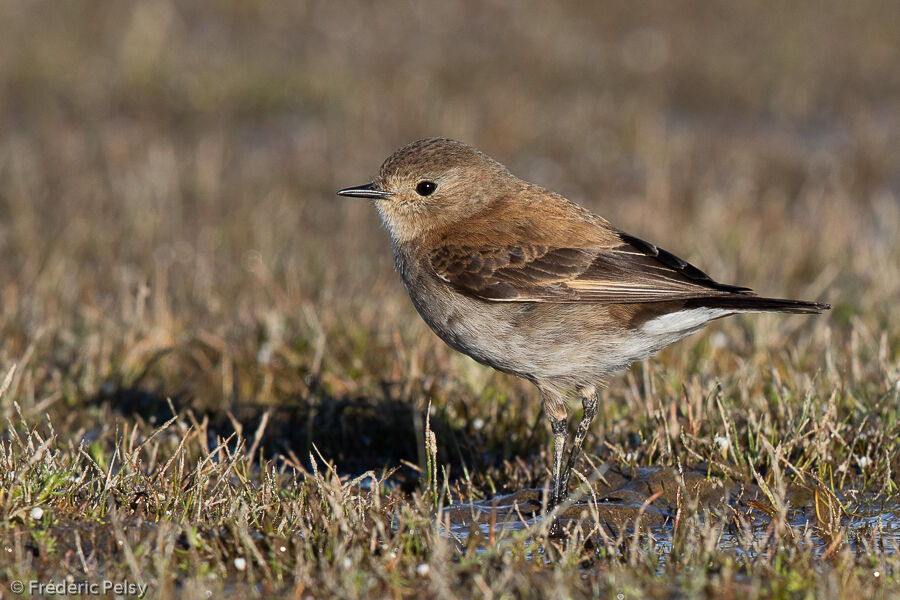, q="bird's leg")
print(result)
[548,414,568,509]
[558,385,598,505]
[539,386,569,510]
